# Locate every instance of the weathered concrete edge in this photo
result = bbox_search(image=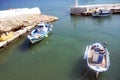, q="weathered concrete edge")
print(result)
[0,16,58,49]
